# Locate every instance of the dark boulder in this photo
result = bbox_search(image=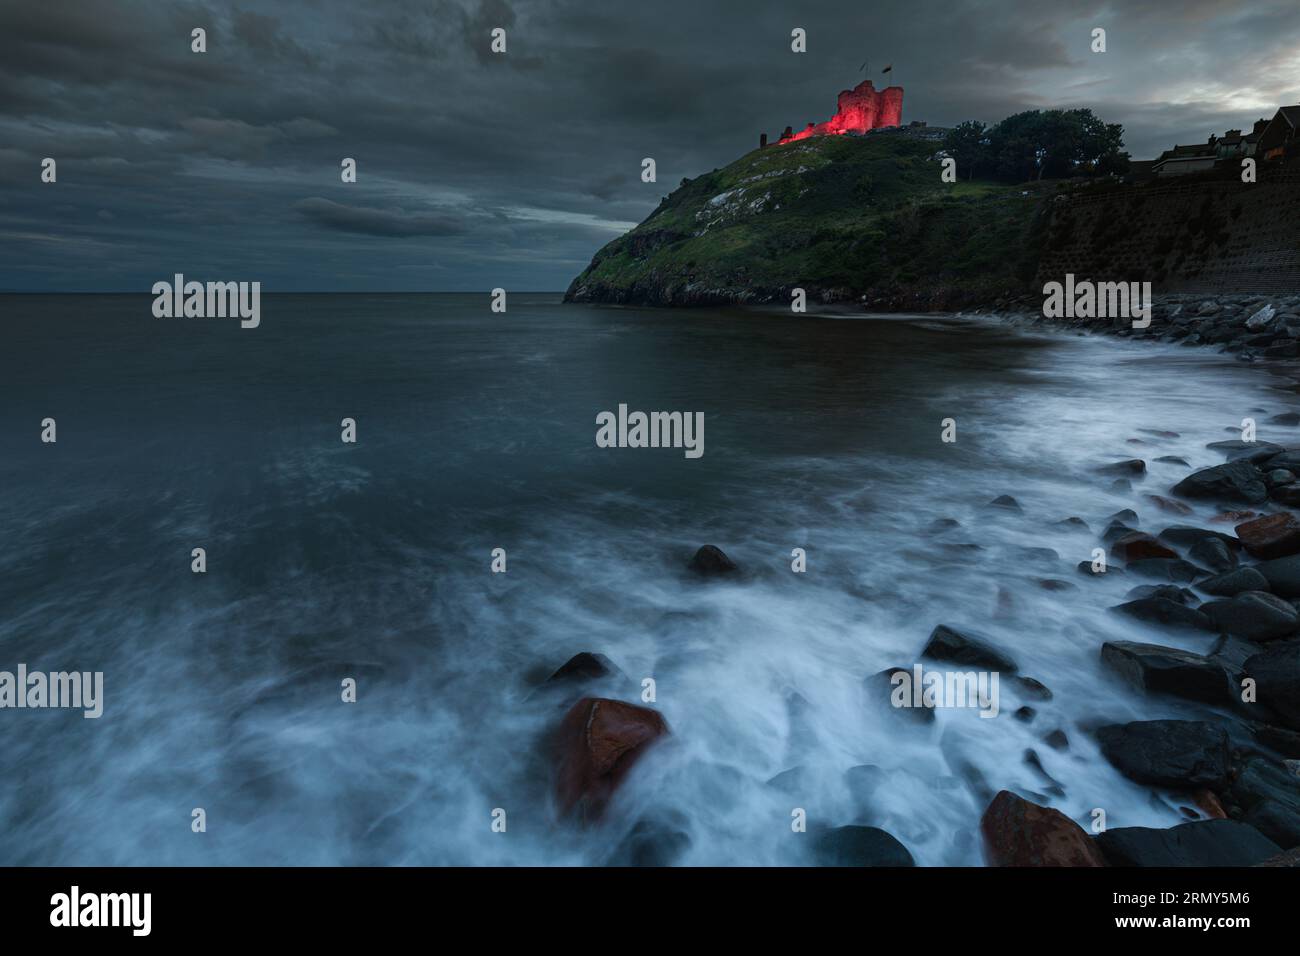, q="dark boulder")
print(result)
[1274,484,1300,506]
[1054,516,1090,531]
[546,652,622,685]
[1111,598,1213,632]
[1095,720,1230,789]
[688,544,737,575]
[1157,526,1241,551]
[1209,633,1263,672]
[1205,440,1284,463]
[1014,676,1053,700]
[866,667,935,725]
[1188,536,1237,573]
[1125,584,1196,604]
[1076,560,1123,578]
[1262,450,1300,473]
[926,517,961,534]
[1110,531,1178,563]
[987,494,1023,512]
[1102,521,1141,544]
[921,625,1017,672]
[1244,640,1300,730]
[1097,820,1280,867]
[1255,553,1300,597]
[1125,584,1196,603]
[1225,753,1300,848]
[1251,721,1300,759]
[1171,461,1268,505]
[1035,578,1075,592]
[1100,641,1231,704]
[1124,558,1204,583]
[1097,459,1146,476]
[811,825,915,867]
[1202,591,1300,642]
[1196,566,1270,597]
